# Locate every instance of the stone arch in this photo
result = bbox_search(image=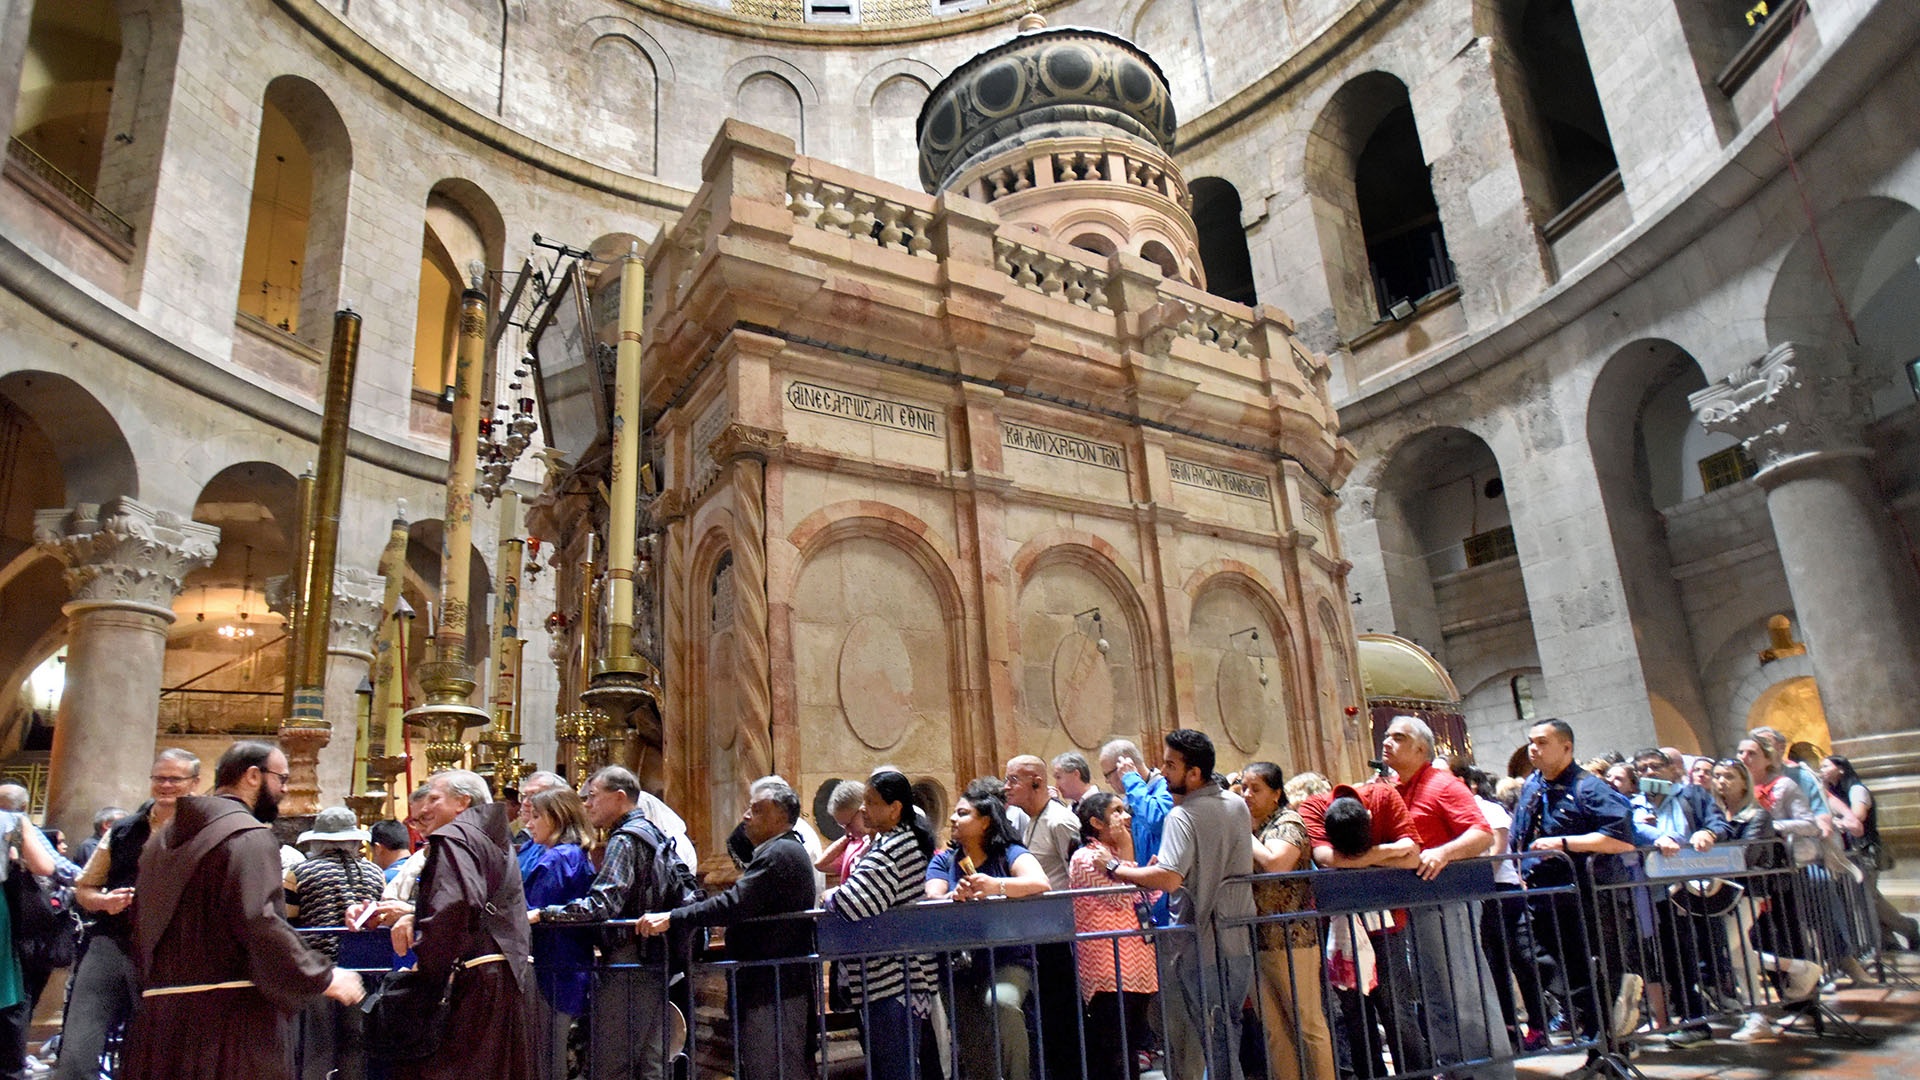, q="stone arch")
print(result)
[1742,675,1831,758]
[1586,338,1721,749]
[0,370,138,504]
[1361,425,1530,722]
[1181,562,1307,763]
[1489,0,1620,218]
[1702,612,1818,754]
[1763,196,1920,418]
[568,16,676,83]
[1306,71,1452,337]
[785,507,965,826]
[412,178,506,394]
[170,462,303,712]
[1011,532,1156,755]
[857,61,938,190]
[1128,0,1207,119]
[686,521,736,860]
[579,33,660,176]
[236,75,352,348]
[1190,177,1255,304]
[1138,237,1185,282]
[726,58,818,154]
